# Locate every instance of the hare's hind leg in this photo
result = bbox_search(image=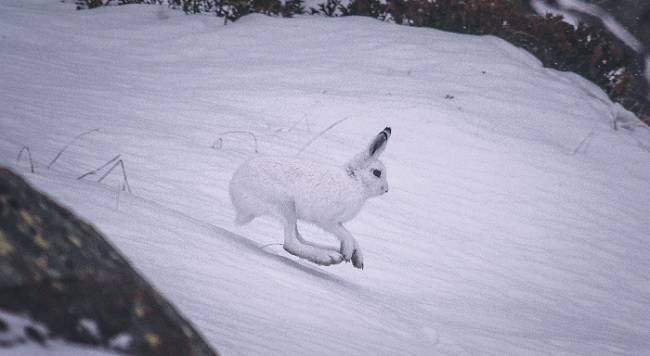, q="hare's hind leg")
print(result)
[231,200,256,226]
[327,224,364,269]
[280,201,343,266]
[230,185,262,225]
[294,227,340,254]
